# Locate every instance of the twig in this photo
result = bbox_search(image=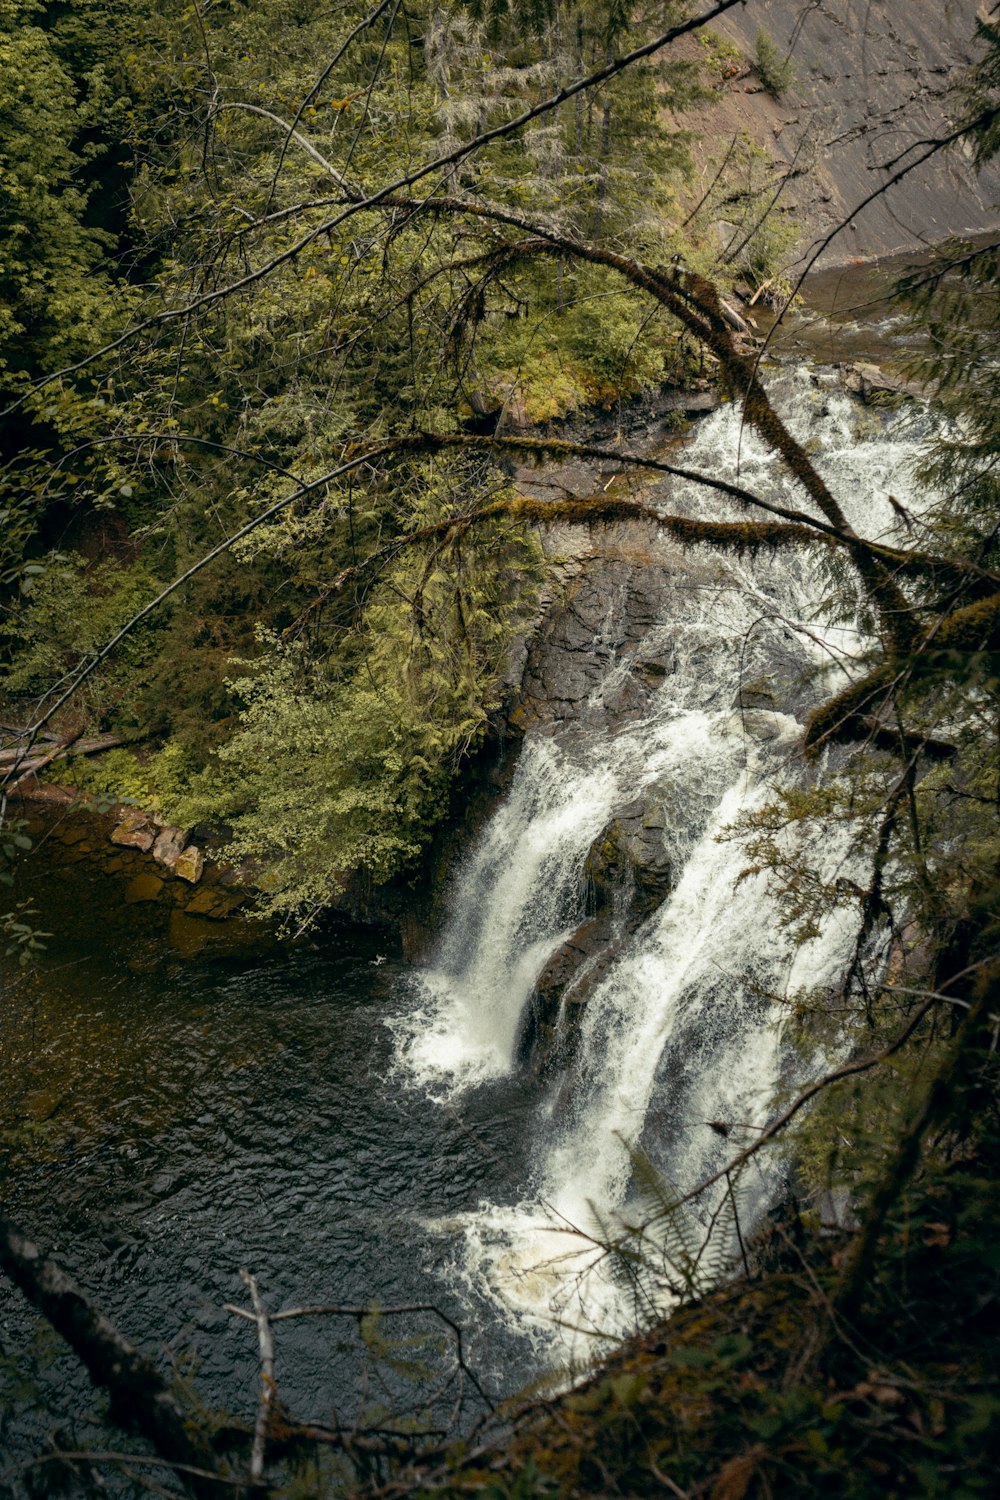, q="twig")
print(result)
[649,1458,694,1500]
[3,1451,249,1490]
[663,993,941,1217]
[232,1300,494,1412]
[725,1170,751,1281]
[237,1271,275,1483]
